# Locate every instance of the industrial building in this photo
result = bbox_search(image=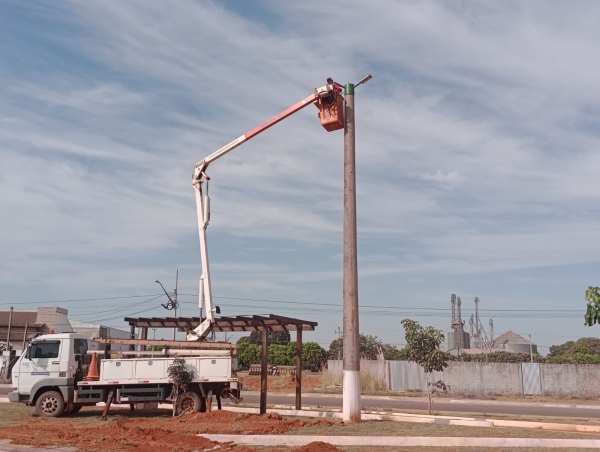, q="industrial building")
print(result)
[492,330,538,354]
[443,294,538,356]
